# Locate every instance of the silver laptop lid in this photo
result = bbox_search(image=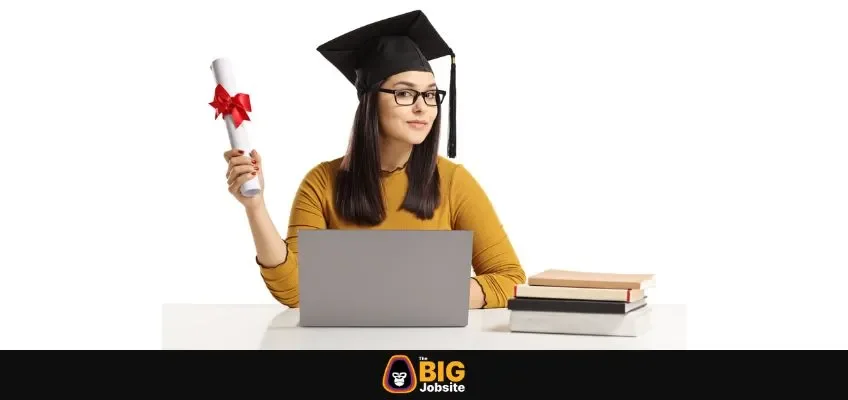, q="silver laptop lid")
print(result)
[298,229,472,327]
